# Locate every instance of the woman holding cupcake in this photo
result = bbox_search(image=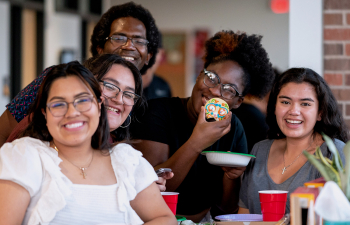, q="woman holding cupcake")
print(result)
[130,30,275,222]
